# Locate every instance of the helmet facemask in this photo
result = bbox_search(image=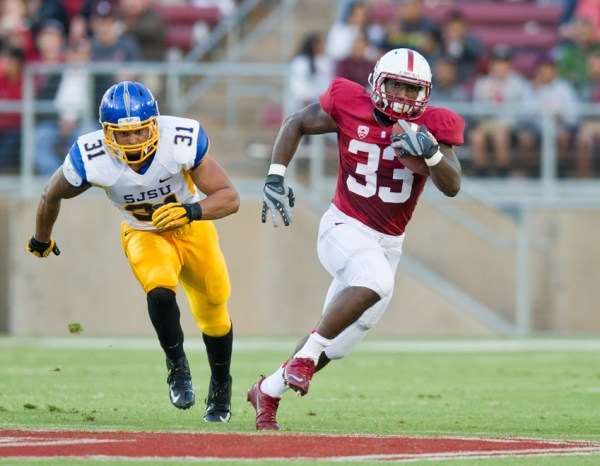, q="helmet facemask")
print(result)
[103,116,159,164]
[376,73,430,120]
[369,48,432,121]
